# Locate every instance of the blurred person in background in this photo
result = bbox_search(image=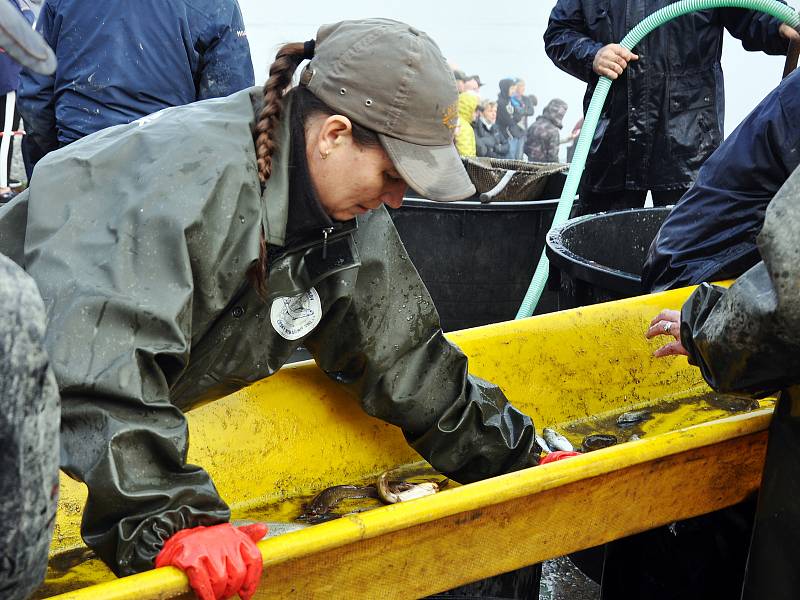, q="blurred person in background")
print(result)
[512,79,537,137]
[455,87,479,157]
[474,100,509,159]
[524,98,572,163]
[497,77,535,160]
[463,73,483,93]
[452,68,467,93]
